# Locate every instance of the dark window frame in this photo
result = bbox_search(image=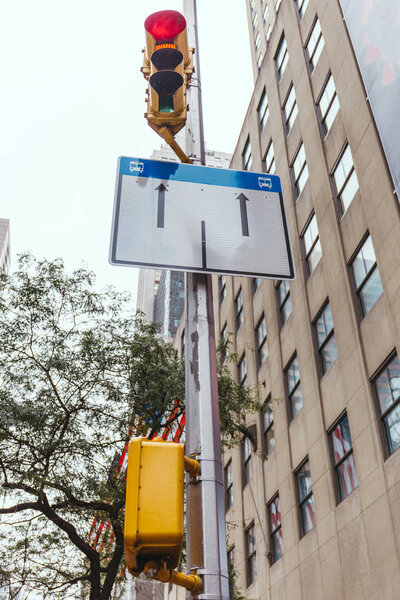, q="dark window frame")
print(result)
[238,352,247,387]
[291,140,309,199]
[219,275,227,305]
[224,460,234,511]
[268,493,283,563]
[285,353,303,420]
[255,314,268,369]
[276,279,292,326]
[262,394,275,456]
[275,34,288,80]
[263,139,276,174]
[242,434,252,486]
[328,412,358,503]
[331,142,359,216]
[348,232,383,319]
[257,88,270,131]
[242,137,252,171]
[245,522,257,587]
[305,16,324,72]
[294,457,316,537]
[235,288,244,332]
[283,83,298,135]
[317,71,340,136]
[371,350,400,458]
[301,211,322,277]
[313,300,338,376]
